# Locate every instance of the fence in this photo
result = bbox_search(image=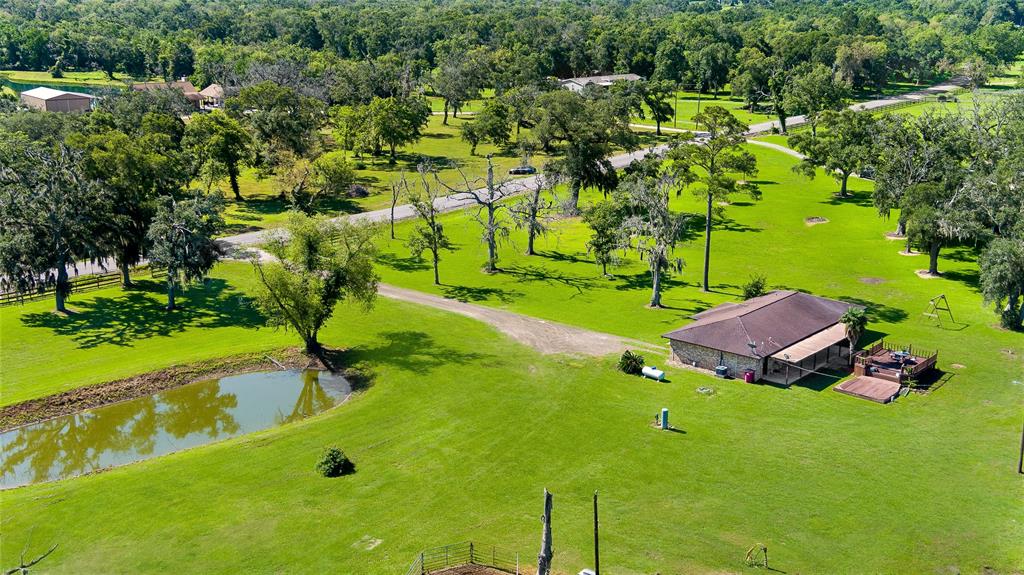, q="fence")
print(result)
[404,542,520,575]
[0,265,165,306]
